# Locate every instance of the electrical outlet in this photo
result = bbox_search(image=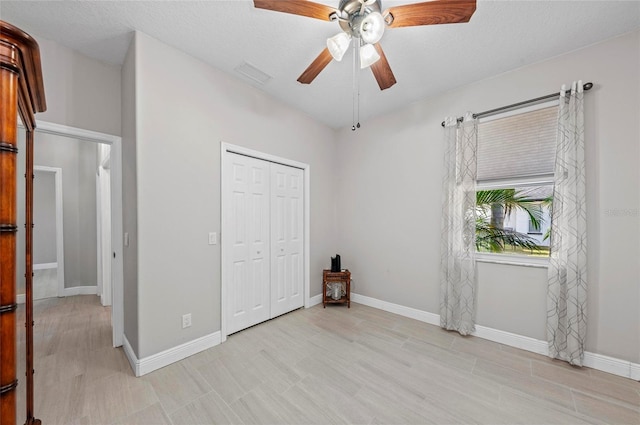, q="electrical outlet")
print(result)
[182,313,192,329]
